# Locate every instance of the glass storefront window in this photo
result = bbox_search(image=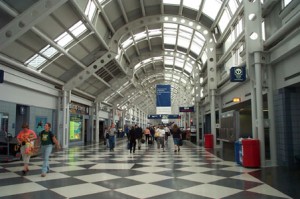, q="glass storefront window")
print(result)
[69,114,83,141]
